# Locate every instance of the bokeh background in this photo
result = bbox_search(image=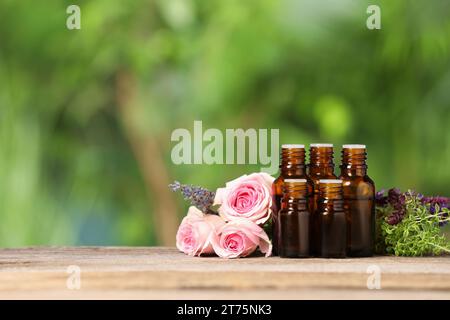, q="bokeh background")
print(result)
[0,0,449,247]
